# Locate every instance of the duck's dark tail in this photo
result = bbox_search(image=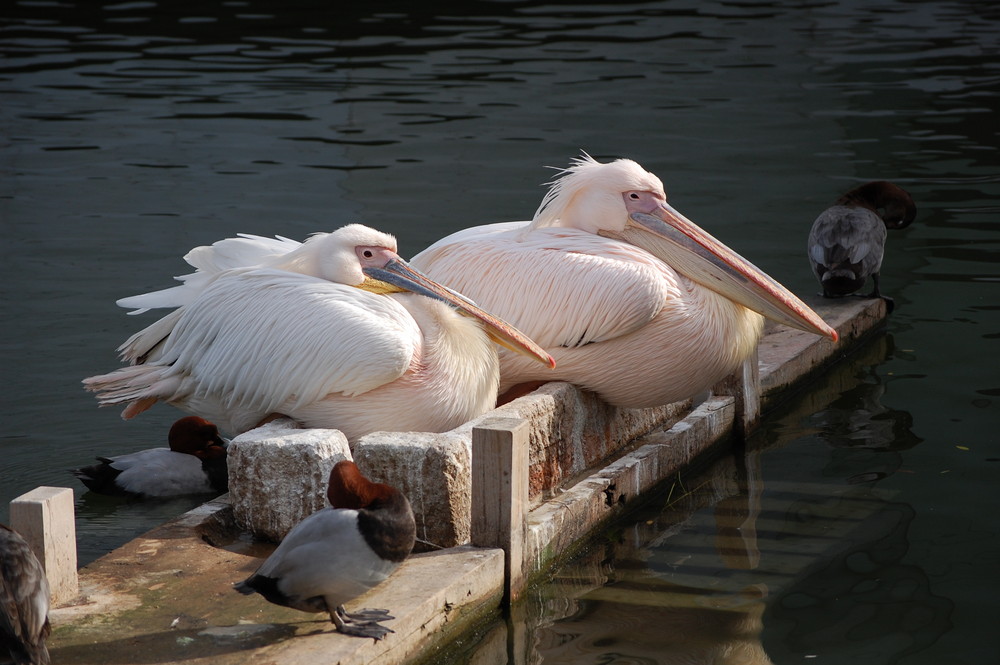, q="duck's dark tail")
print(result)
[70,459,132,497]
